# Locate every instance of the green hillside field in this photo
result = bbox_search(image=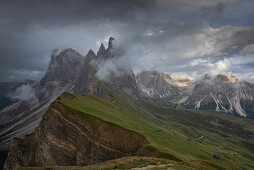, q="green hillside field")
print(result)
[59,93,254,169]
